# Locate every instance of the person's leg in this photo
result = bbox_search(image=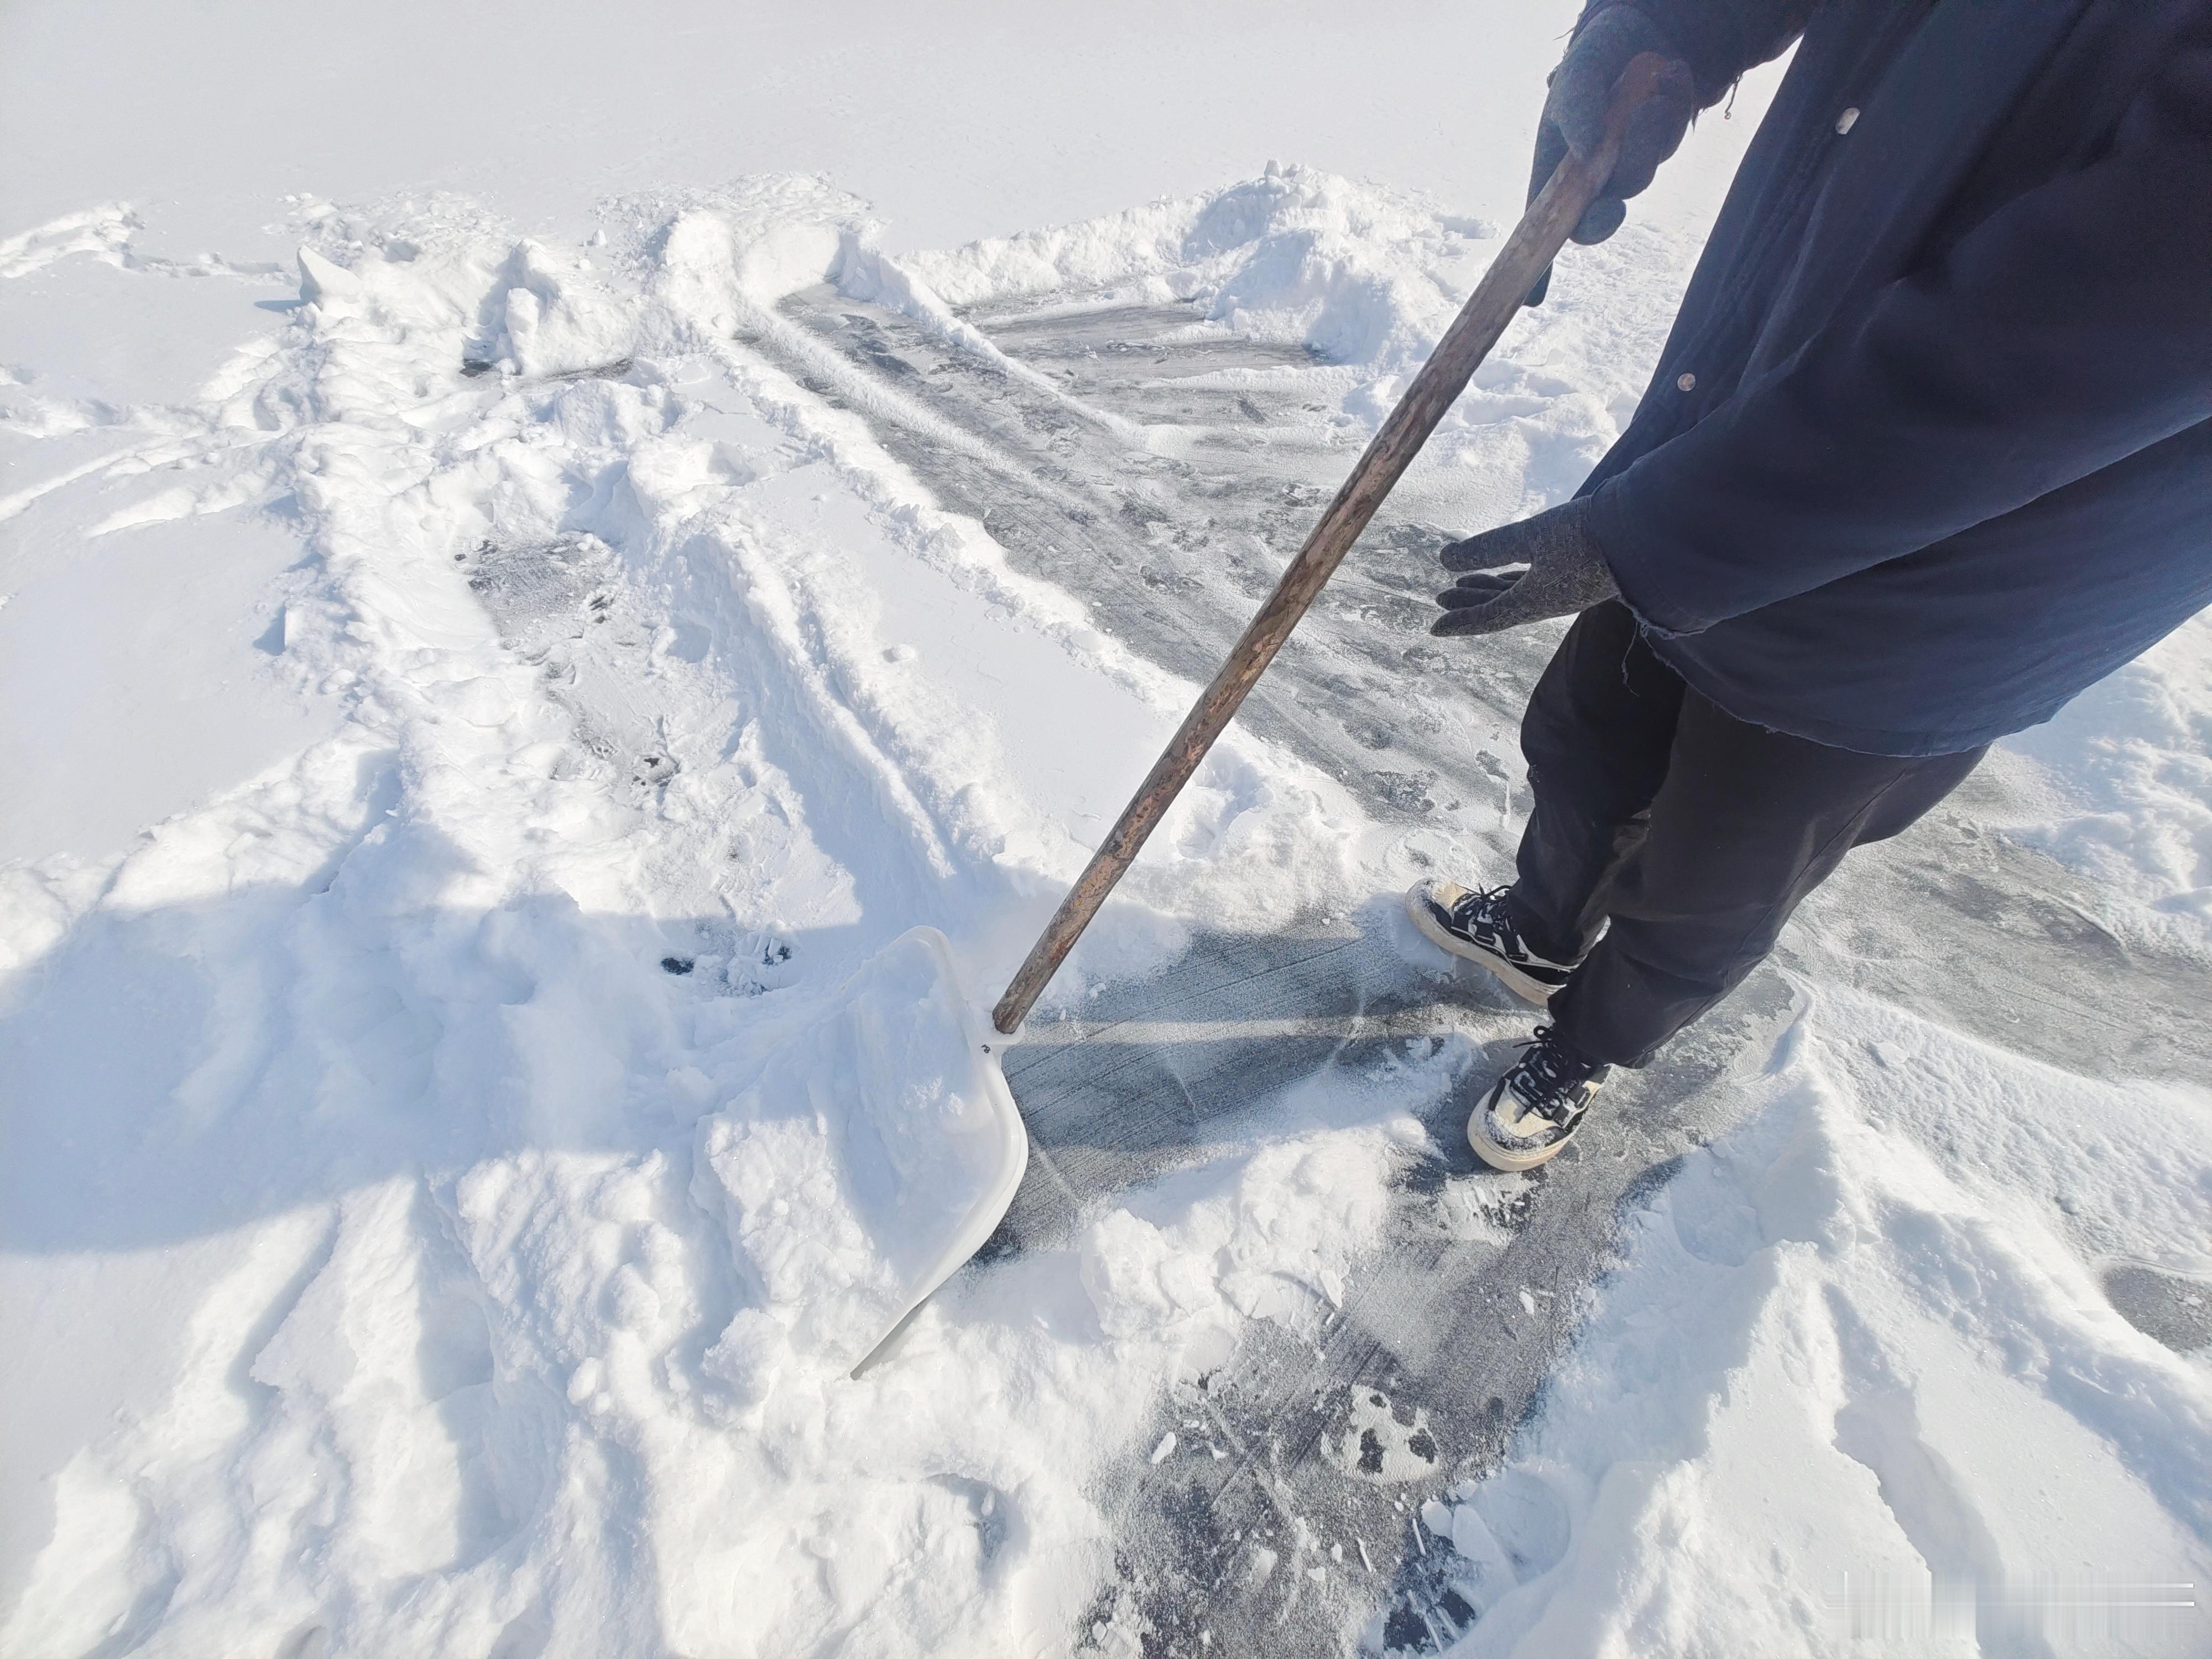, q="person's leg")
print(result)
[1506,600,1687,964]
[1548,690,1985,1068]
